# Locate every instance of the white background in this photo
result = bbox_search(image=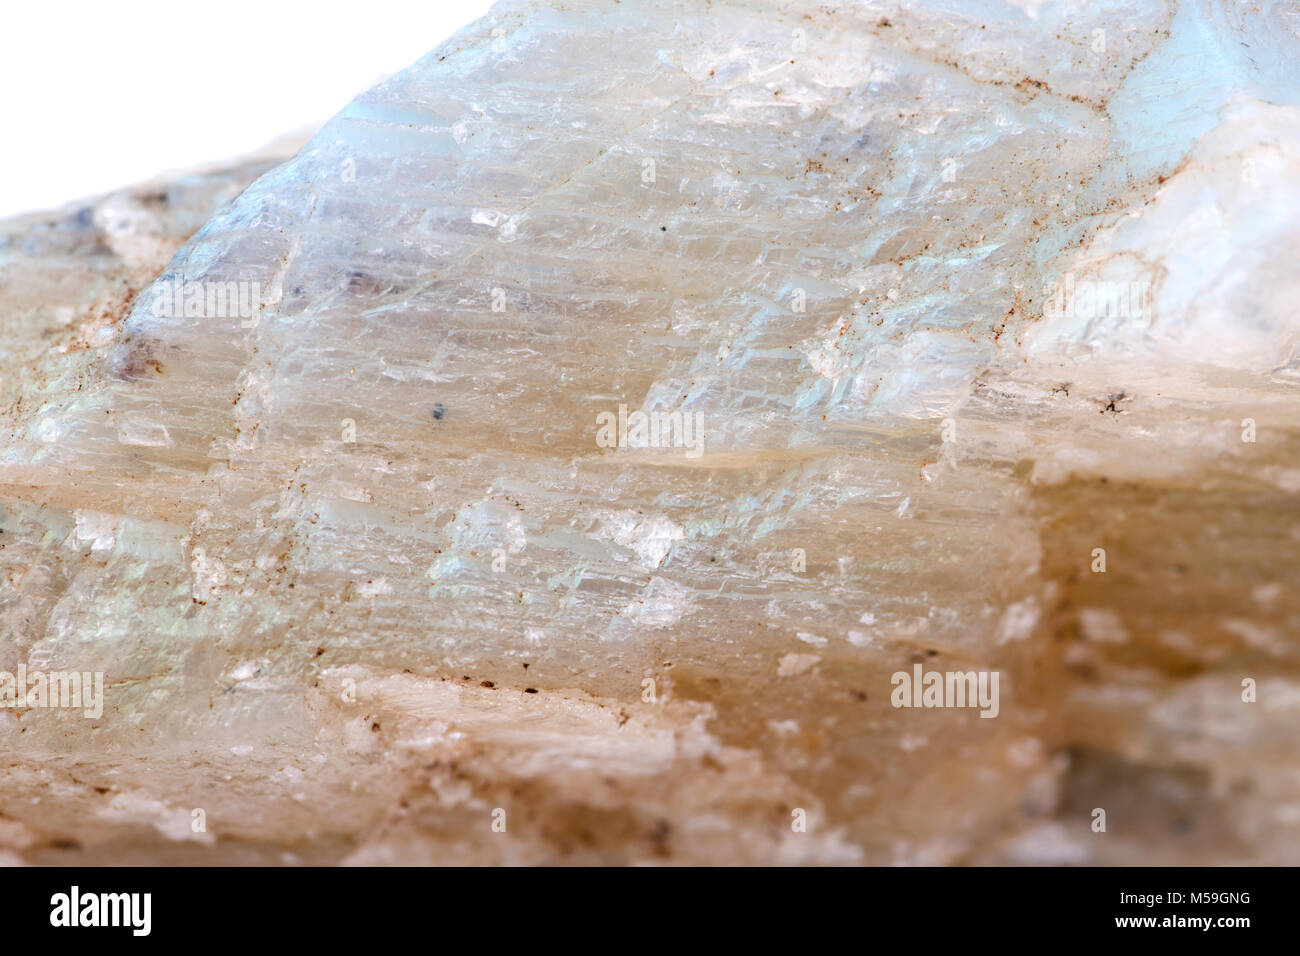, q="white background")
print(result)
[0,0,493,218]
